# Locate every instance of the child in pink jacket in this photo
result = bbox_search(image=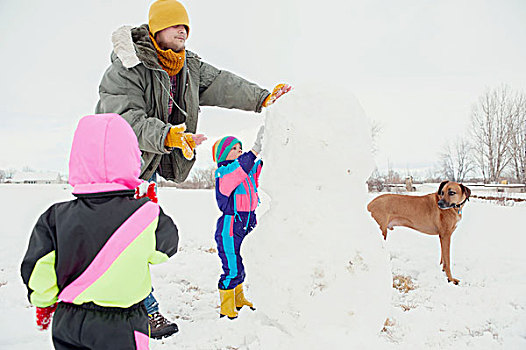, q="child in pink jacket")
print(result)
[21,114,179,349]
